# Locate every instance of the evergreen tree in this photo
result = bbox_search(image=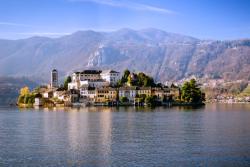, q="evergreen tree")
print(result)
[181,79,203,103]
[64,76,72,90]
